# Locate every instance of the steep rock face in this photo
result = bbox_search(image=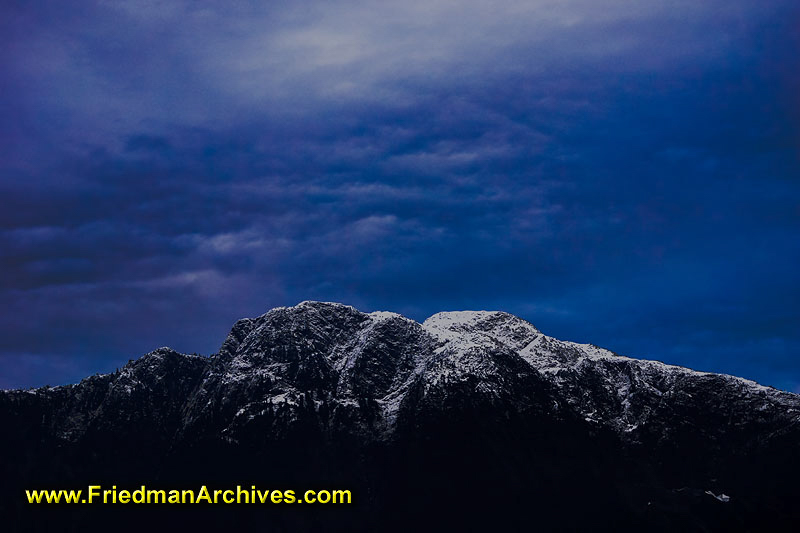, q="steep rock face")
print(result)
[2,301,799,532]
[178,303,435,446]
[0,348,206,447]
